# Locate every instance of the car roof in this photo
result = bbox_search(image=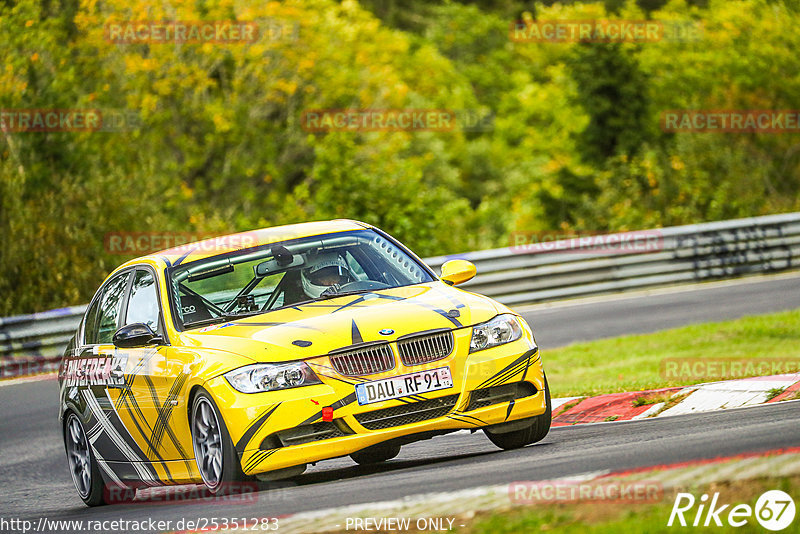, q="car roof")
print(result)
[120,219,371,270]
